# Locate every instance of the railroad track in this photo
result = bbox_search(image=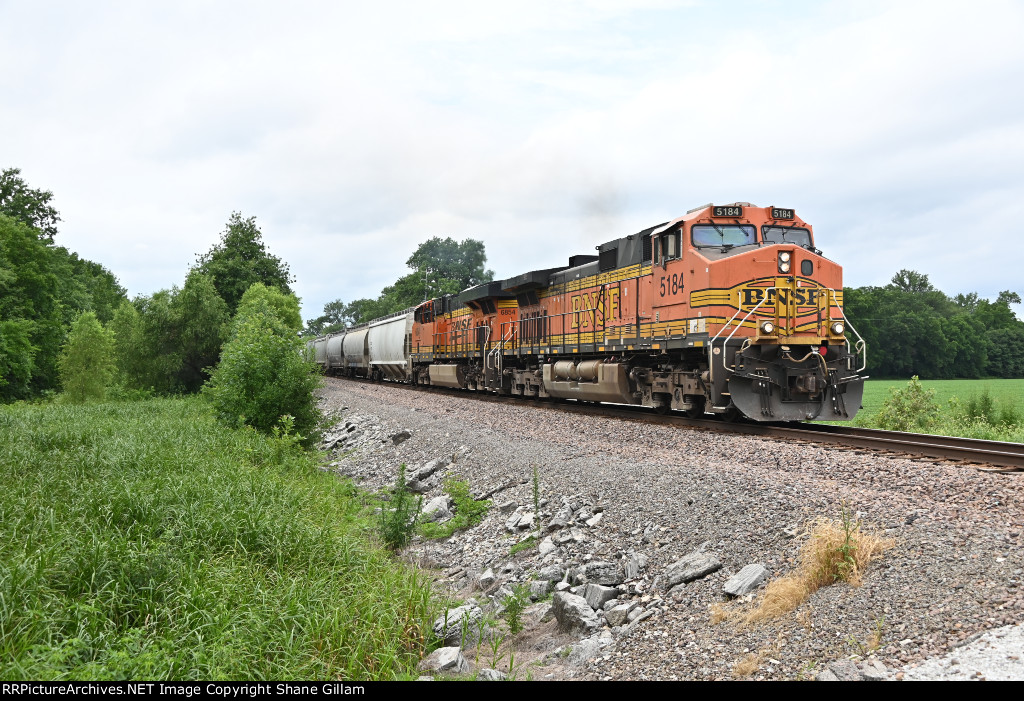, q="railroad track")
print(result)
[327,377,1024,472]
